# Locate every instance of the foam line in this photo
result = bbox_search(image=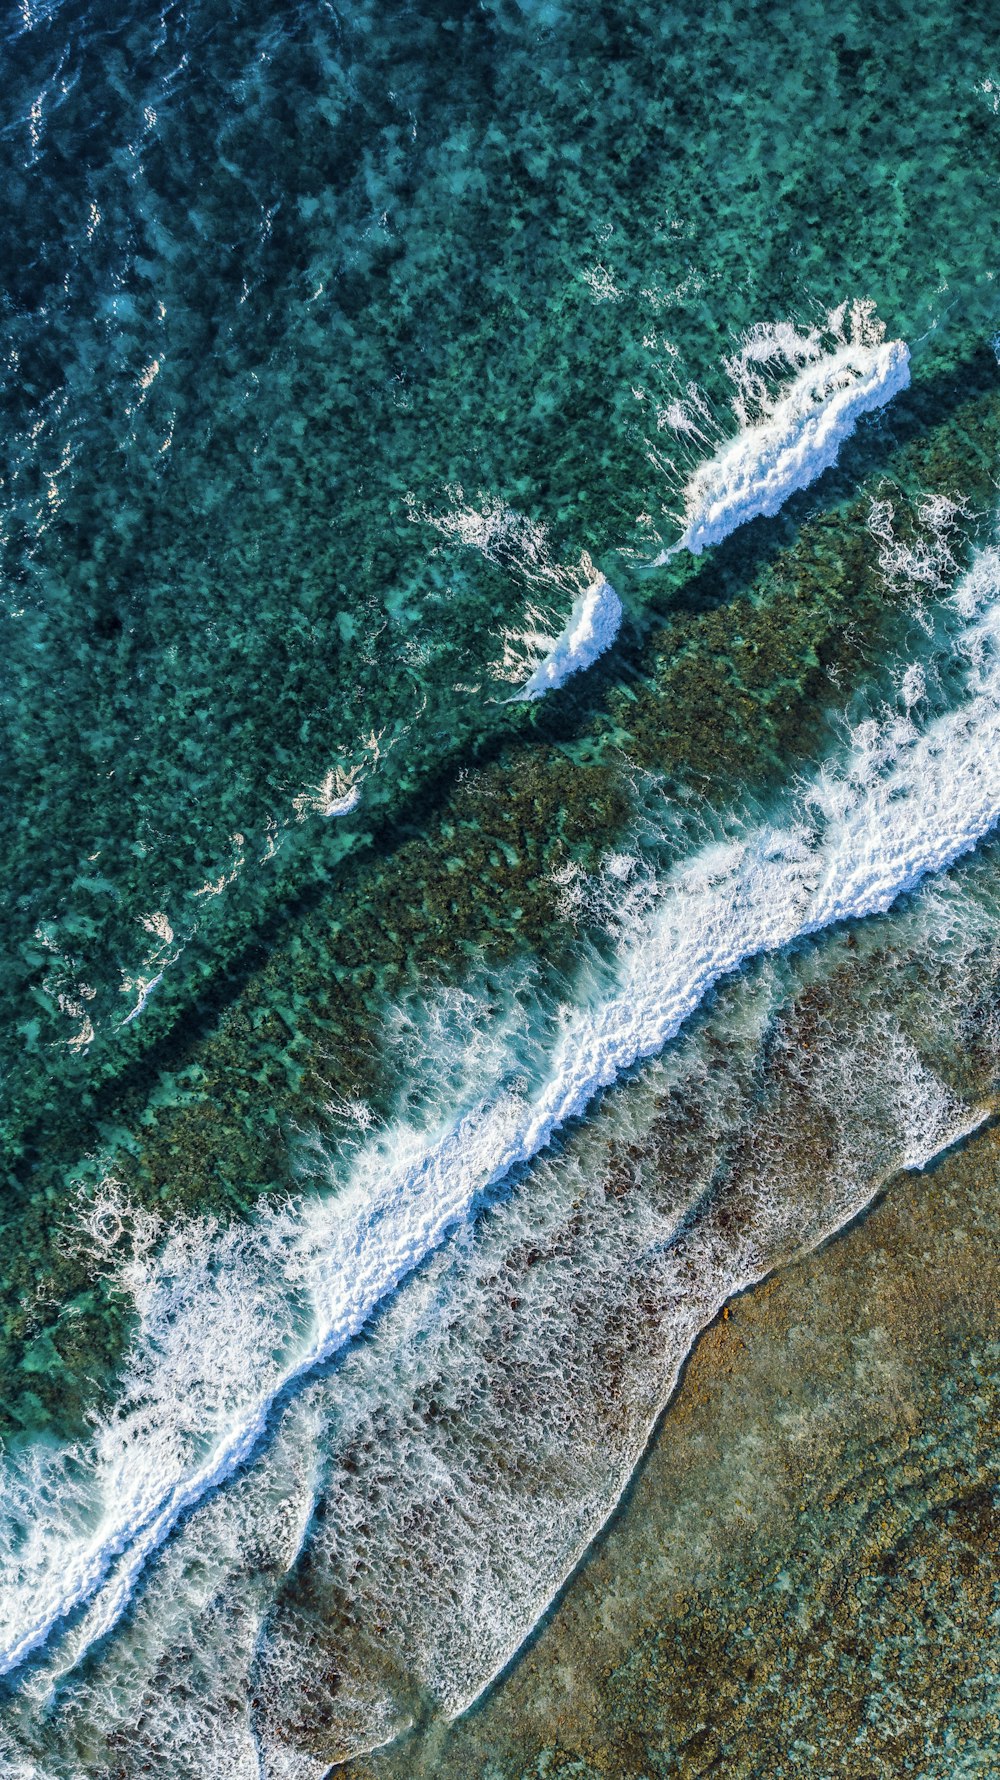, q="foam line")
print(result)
[5,549,1000,1683]
[323,783,361,817]
[119,967,166,1028]
[656,337,910,561]
[512,576,622,700]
